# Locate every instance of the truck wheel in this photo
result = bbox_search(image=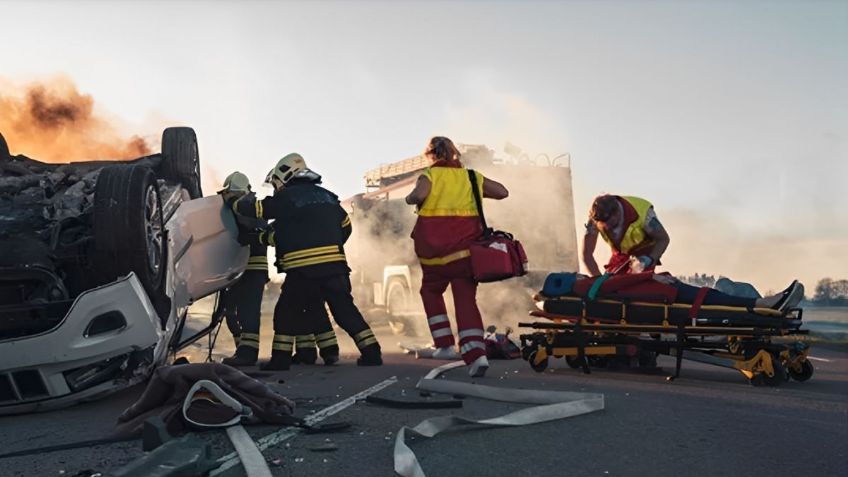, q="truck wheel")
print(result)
[94,165,165,301]
[386,279,419,336]
[161,127,202,199]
